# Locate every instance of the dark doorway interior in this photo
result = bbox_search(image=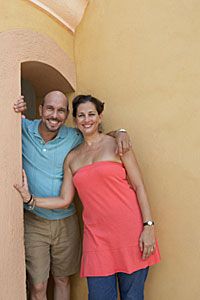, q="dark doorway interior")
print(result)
[21,60,74,300]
